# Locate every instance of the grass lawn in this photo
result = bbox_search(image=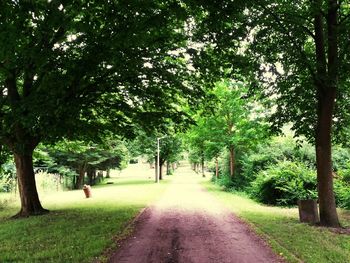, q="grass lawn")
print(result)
[204,182,350,263]
[0,165,167,263]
